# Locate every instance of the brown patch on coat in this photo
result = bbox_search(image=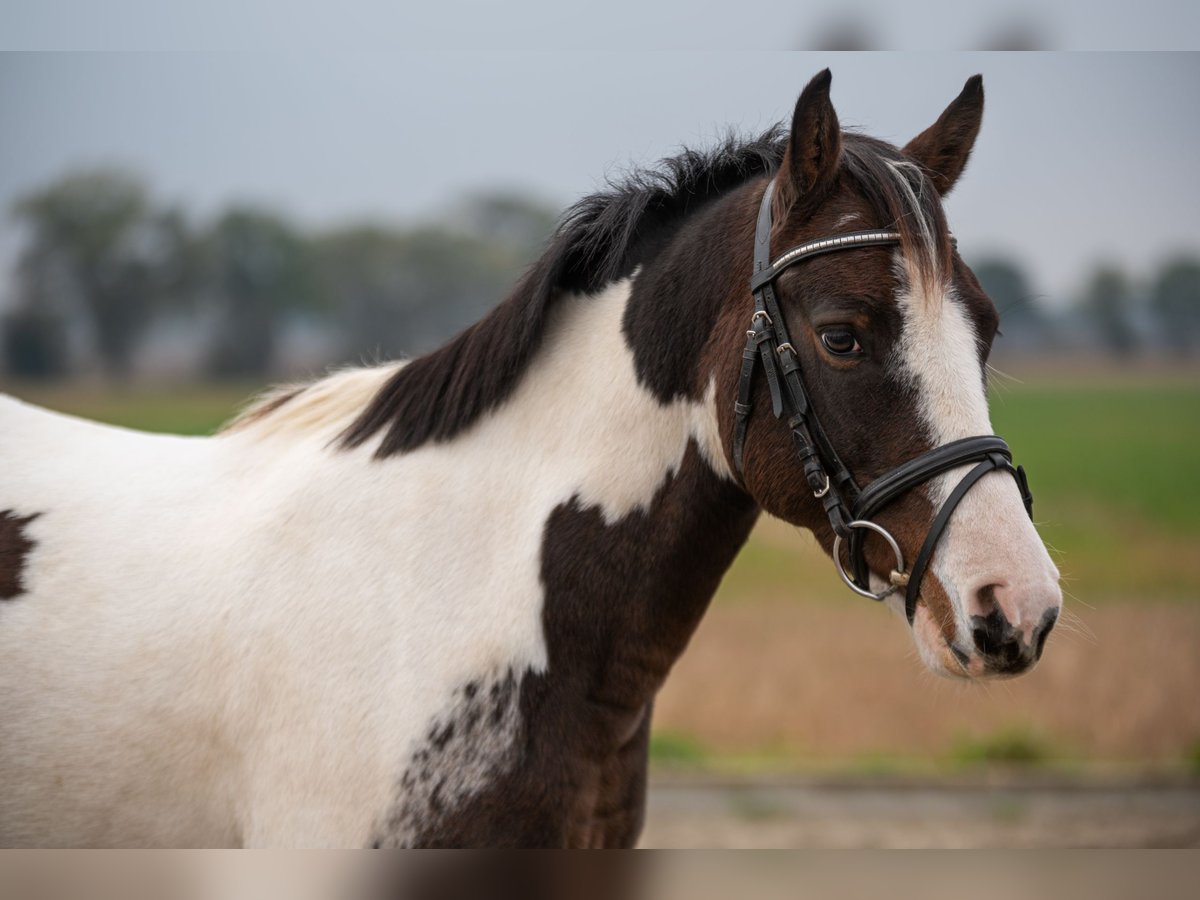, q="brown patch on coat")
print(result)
[371,444,757,848]
[571,704,653,848]
[0,510,41,600]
